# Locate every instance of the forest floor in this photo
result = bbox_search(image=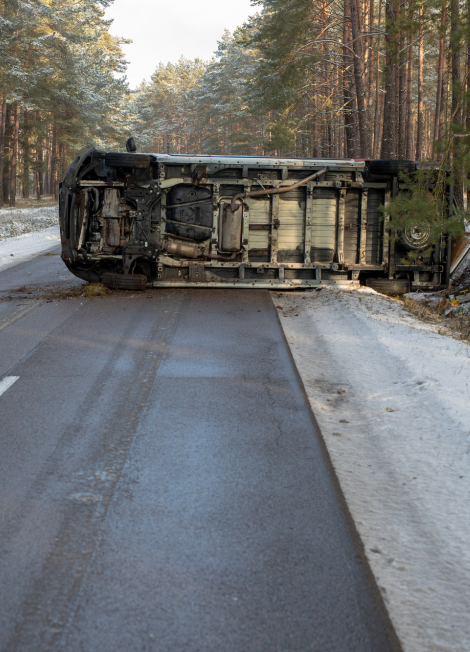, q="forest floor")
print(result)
[273,286,470,652]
